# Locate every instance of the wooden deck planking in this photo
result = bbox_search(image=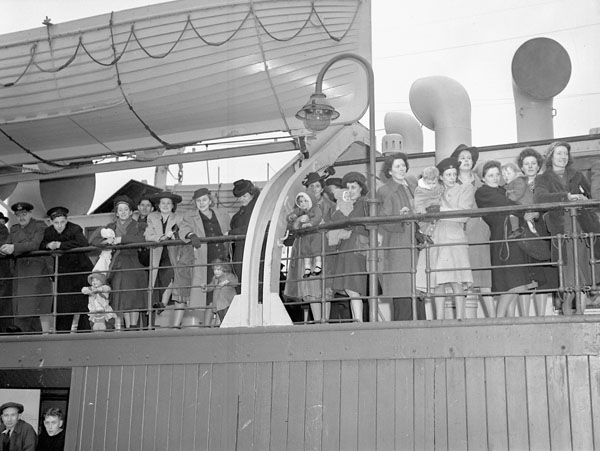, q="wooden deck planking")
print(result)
[180,364,199,451]
[546,356,572,450]
[339,360,360,451]
[524,356,551,450]
[567,356,594,451]
[167,365,187,451]
[395,359,415,451]
[505,357,530,450]
[155,365,173,450]
[237,362,258,451]
[79,366,99,451]
[194,363,213,451]
[589,355,600,451]
[270,361,291,450]
[128,366,148,451]
[357,359,377,451]
[254,362,274,450]
[141,365,161,451]
[105,366,124,451]
[305,361,324,451]
[287,361,308,451]
[464,358,488,450]
[485,357,509,451]
[322,360,342,451]
[446,358,467,451]
[375,359,396,451]
[91,366,112,451]
[207,363,239,451]
[66,367,85,451]
[433,358,448,451]
[413,359,435,451]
